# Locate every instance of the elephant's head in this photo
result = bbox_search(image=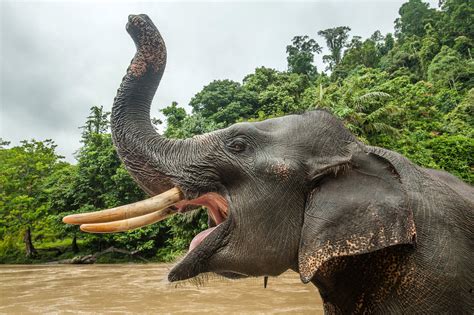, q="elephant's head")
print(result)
[68,15,417,284]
